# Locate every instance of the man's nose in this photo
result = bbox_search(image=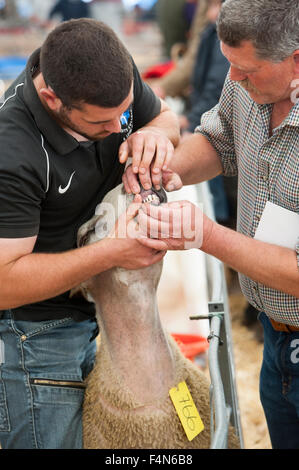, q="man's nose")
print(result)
[104,117,122,134]
[230,66,247,82]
